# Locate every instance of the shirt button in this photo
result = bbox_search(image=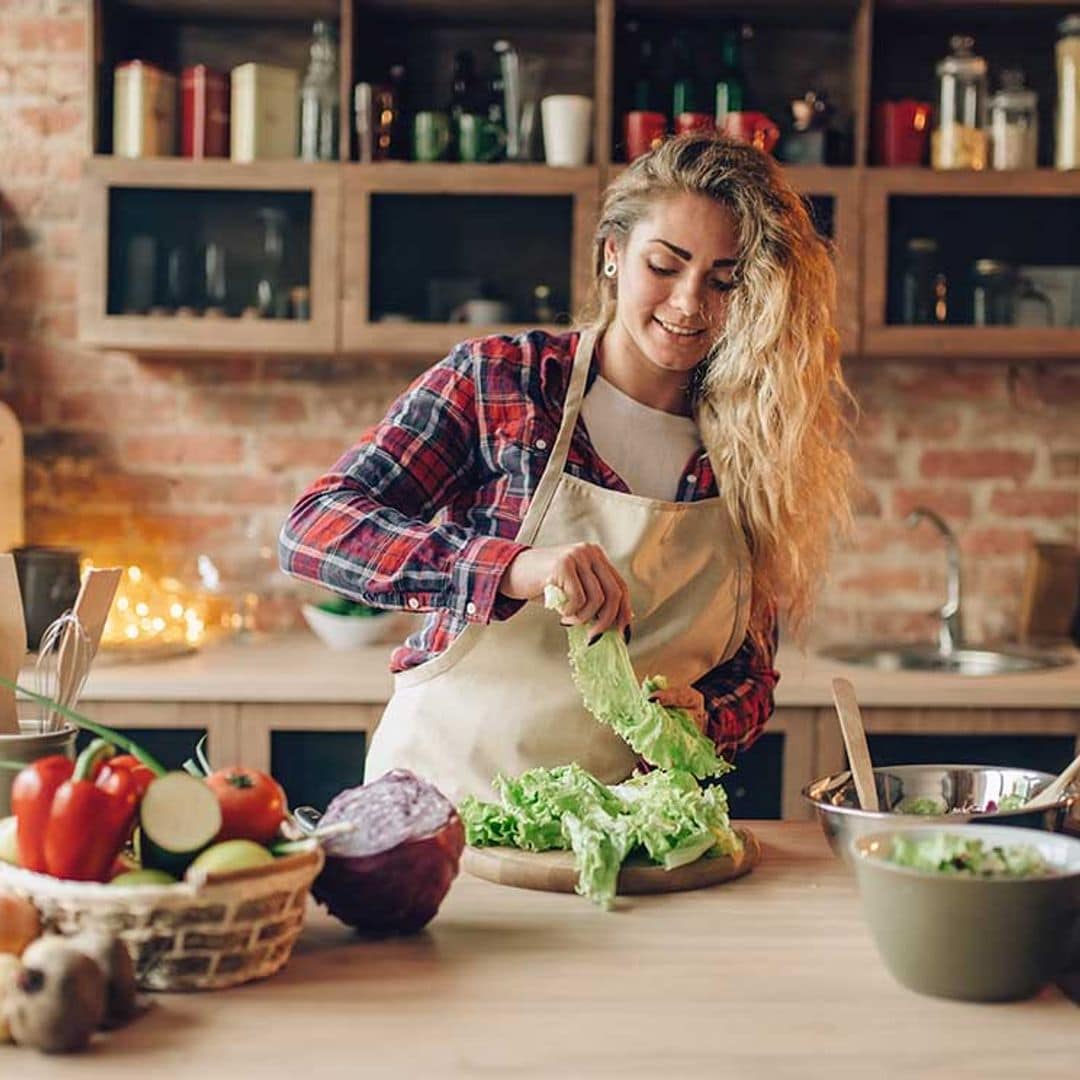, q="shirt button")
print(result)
[536,438,548,451]
[686,474,697,485]
[465,601,477,616]
[407,597,420,610]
